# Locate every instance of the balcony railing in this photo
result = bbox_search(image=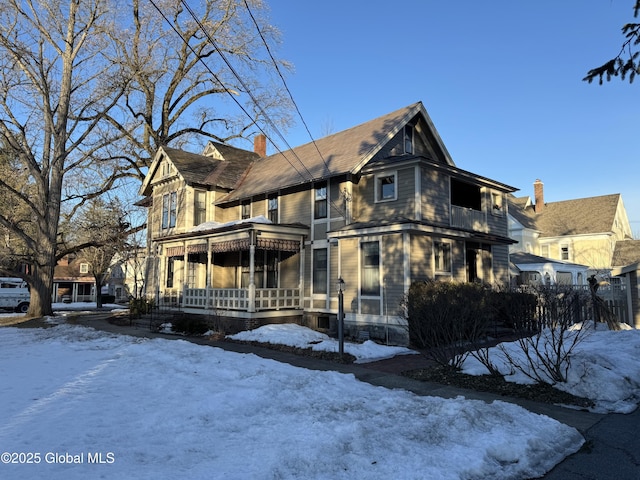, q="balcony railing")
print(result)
[451,205,487,232]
